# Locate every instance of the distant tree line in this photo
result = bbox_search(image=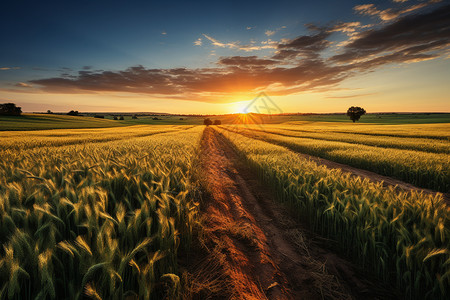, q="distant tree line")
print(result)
[203,118,221,125]
[0,103,22,116]
[67,110,80,116]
